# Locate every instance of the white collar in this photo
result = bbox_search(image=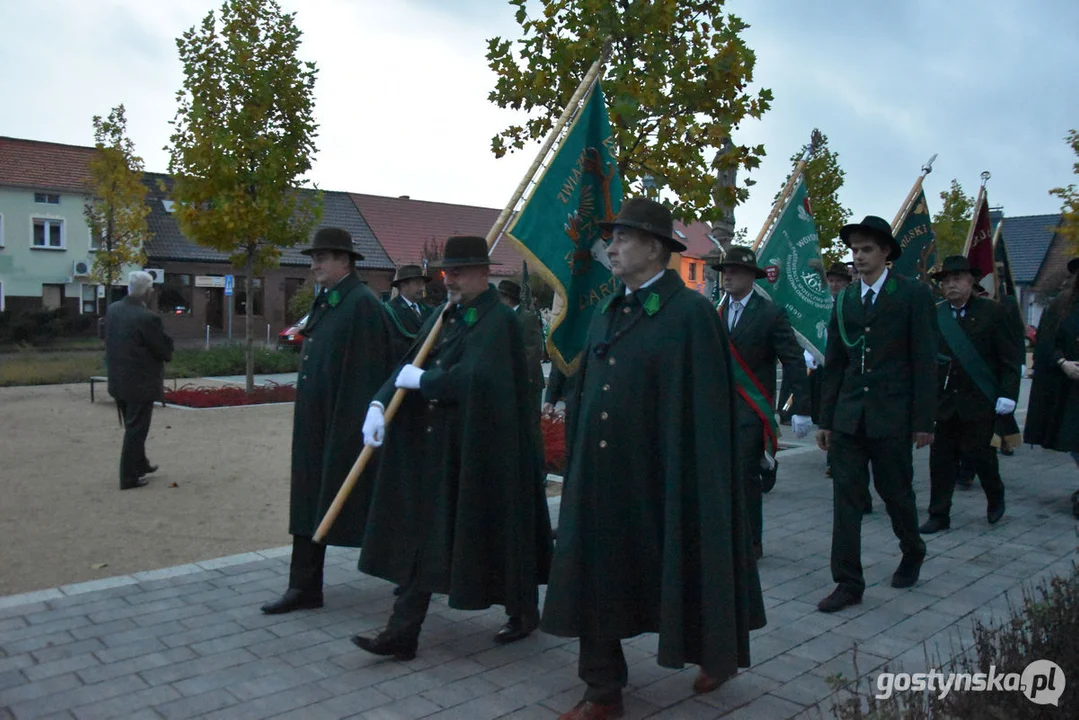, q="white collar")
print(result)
[625,269,667,296]
[860,267,889,298]
[730,290,753,306]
